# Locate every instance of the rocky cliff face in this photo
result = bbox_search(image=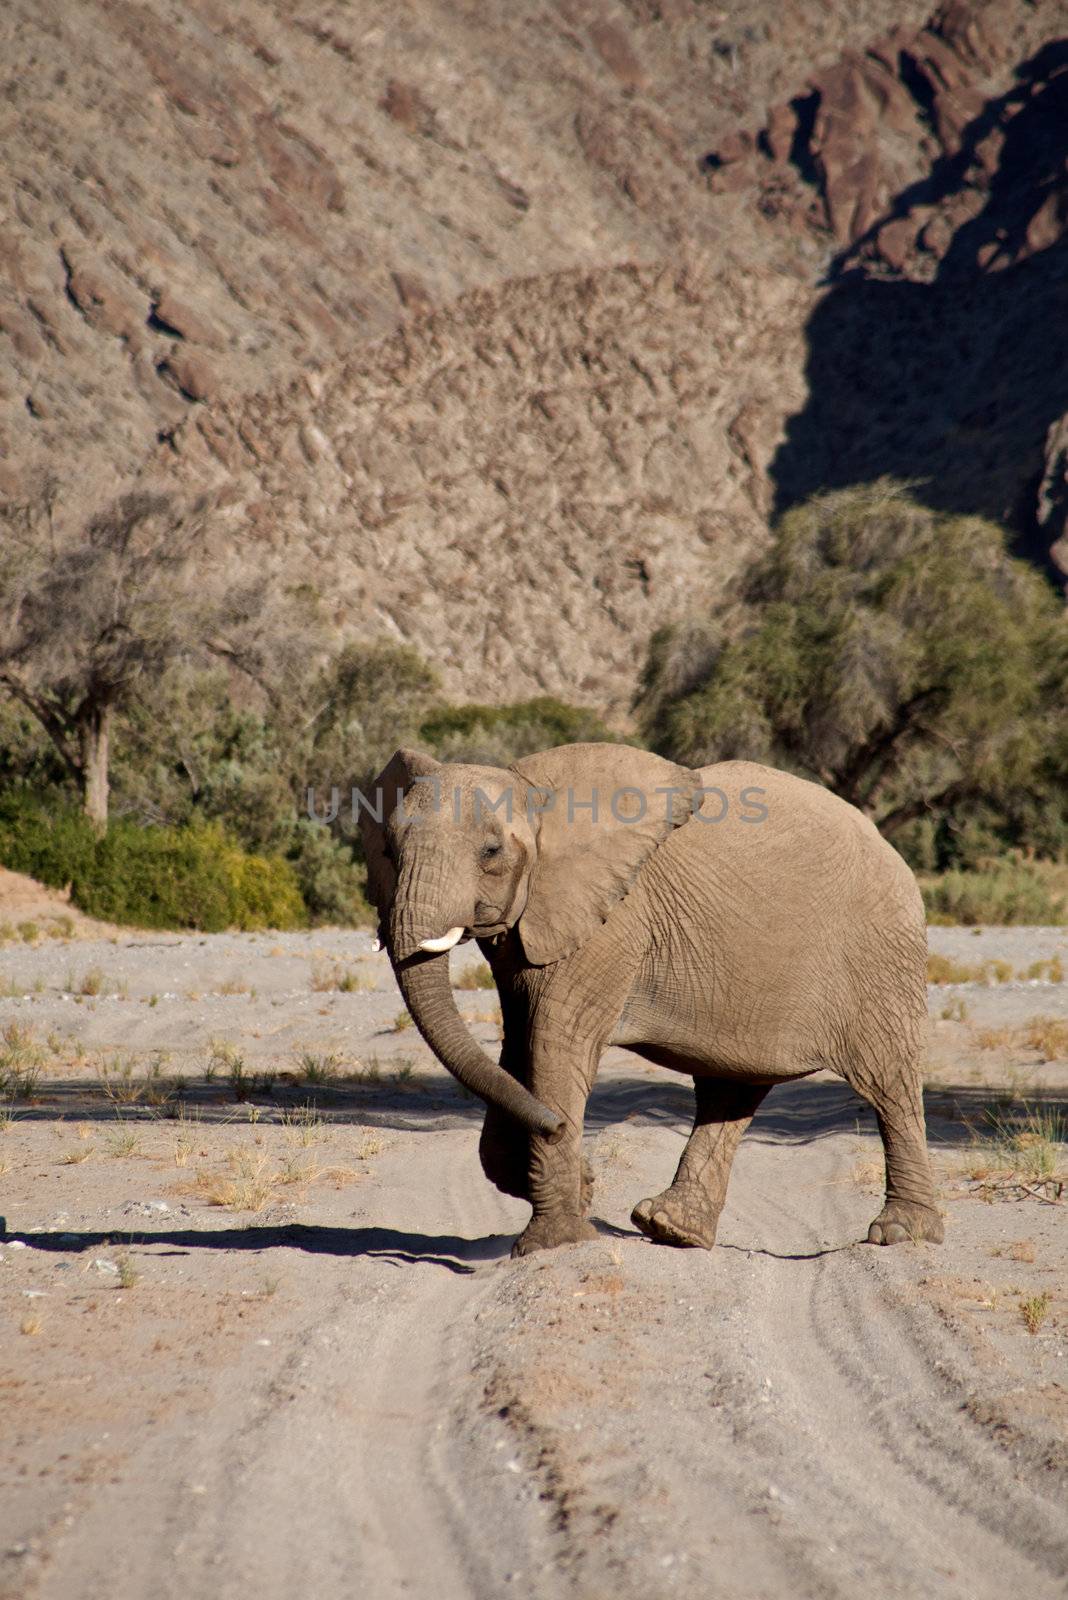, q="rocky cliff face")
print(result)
[2,0,1066,709]
[151,259,809,713]
[2,0,924,506]
[706,1,1068,580]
